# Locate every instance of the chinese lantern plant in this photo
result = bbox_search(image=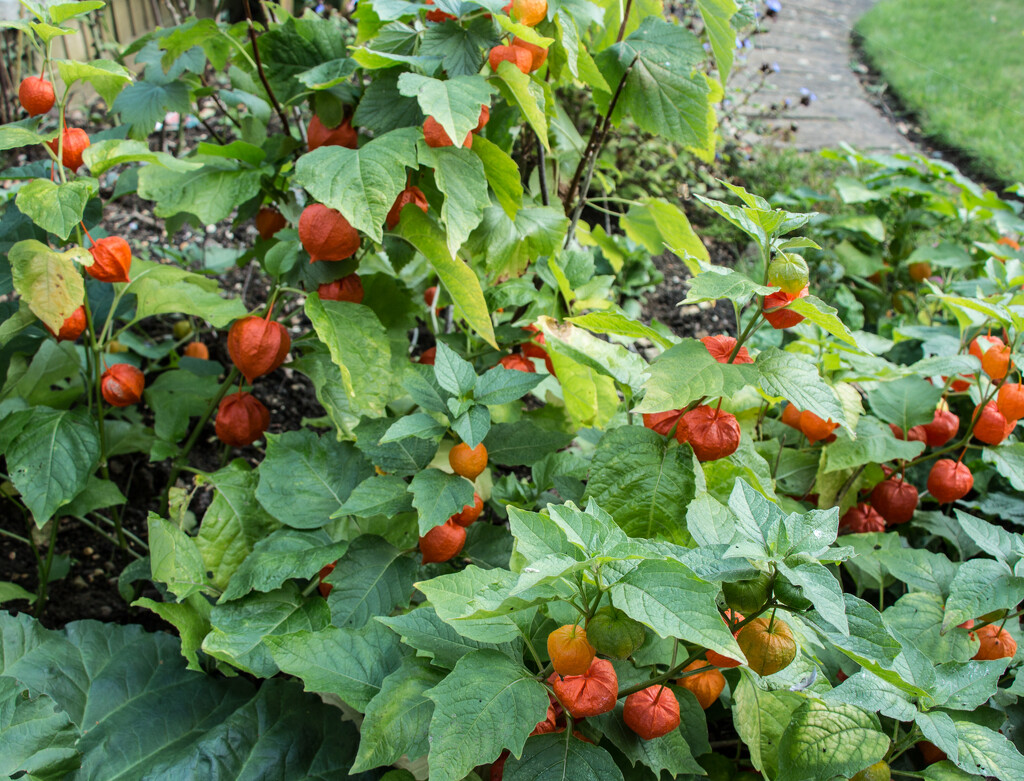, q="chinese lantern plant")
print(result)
[7,0,1024,778]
